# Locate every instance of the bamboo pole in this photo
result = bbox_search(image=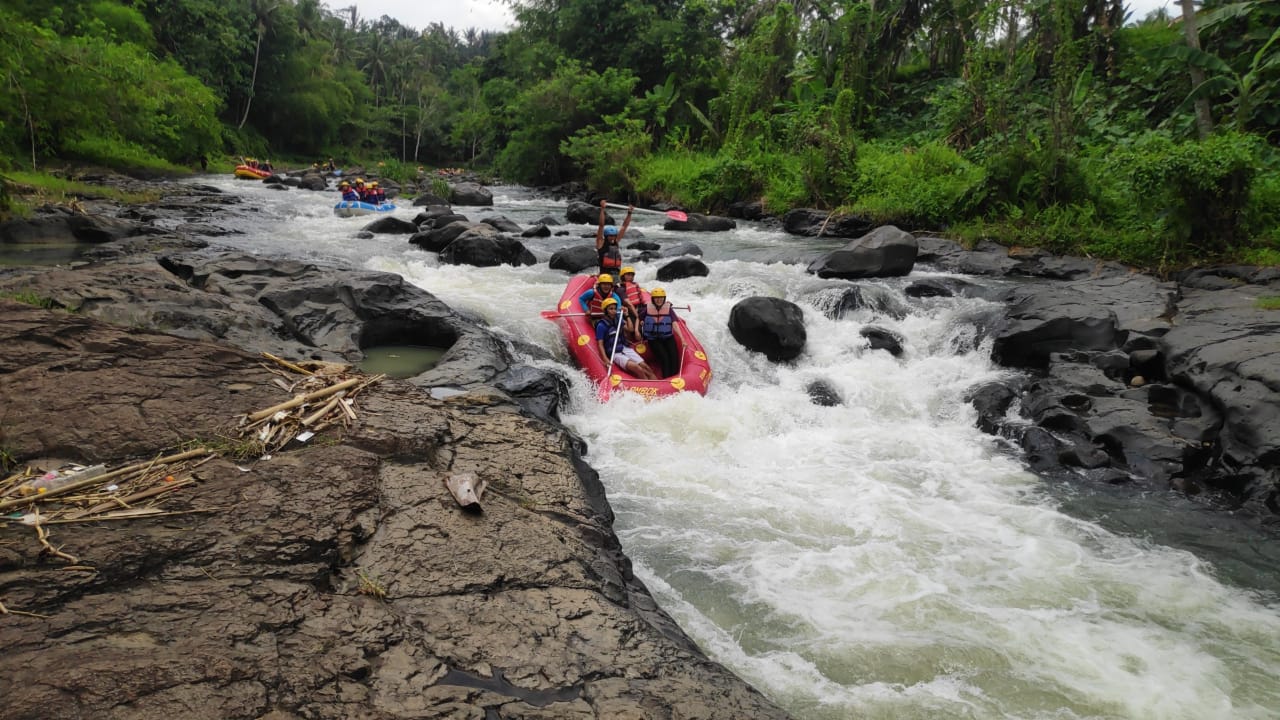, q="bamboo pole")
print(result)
[245,378,361,423]
[0,448,212,513]
[301,396,341,426]
[262,351,314,376]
